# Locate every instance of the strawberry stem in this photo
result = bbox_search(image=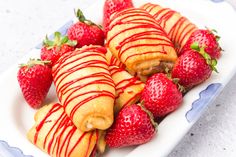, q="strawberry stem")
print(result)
[75,8,101,28]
